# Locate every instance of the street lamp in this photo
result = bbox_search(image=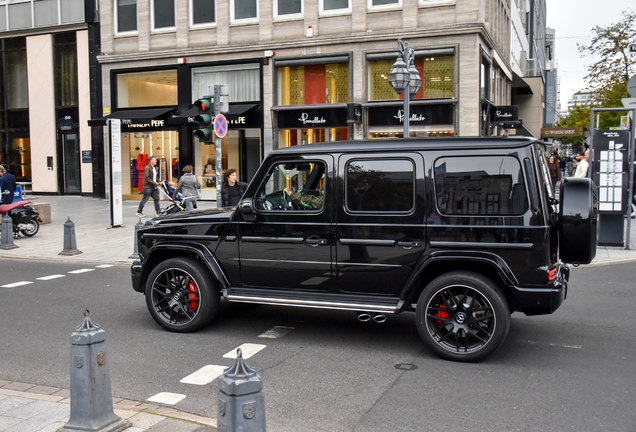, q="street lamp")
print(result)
[388,39,422,138]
